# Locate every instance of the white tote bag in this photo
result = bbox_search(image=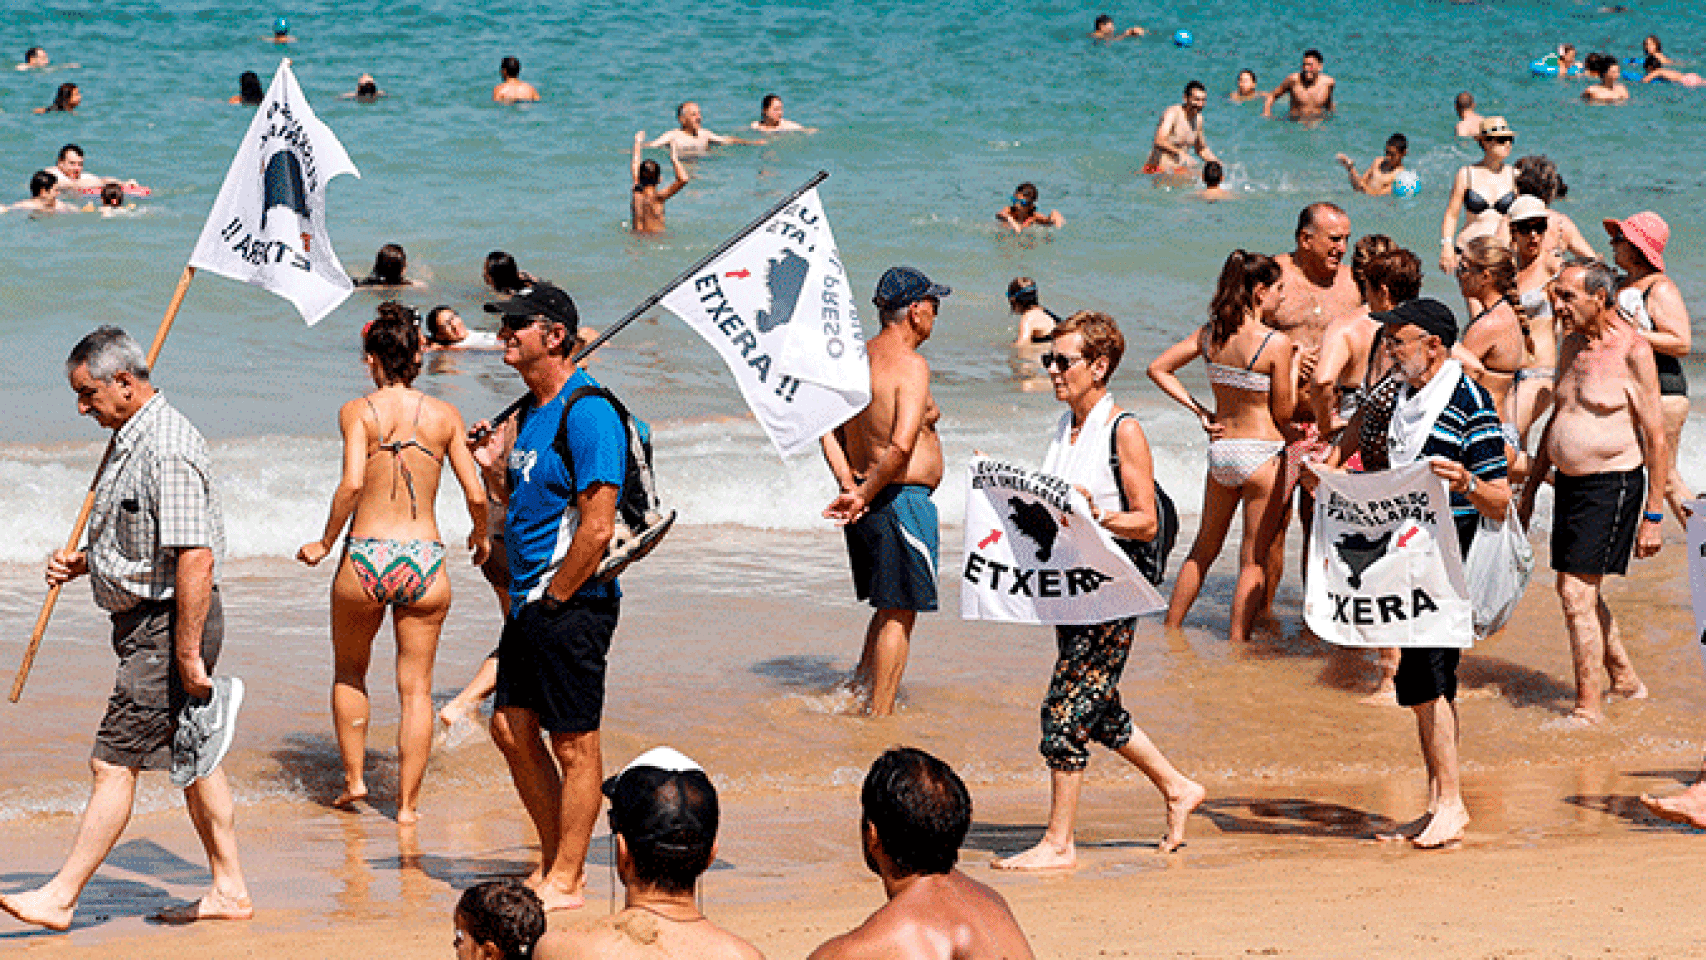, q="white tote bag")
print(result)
[1465,509,1534,637]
